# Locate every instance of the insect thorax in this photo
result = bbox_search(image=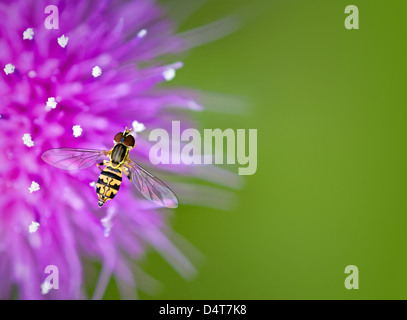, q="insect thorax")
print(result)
[110,143,128,164]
